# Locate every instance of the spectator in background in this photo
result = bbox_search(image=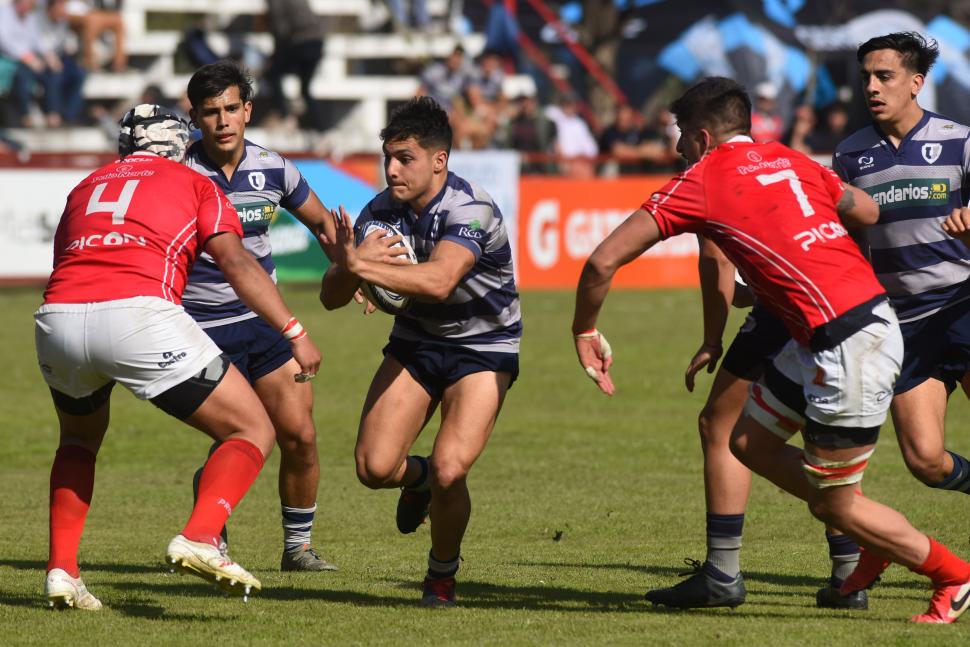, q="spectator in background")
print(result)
[504,93,556,173]
[385,0,429,34]
[806,102,850,155]
[263,0,325,132]
[750,81,783,143]
[785,103,817,155]
[40,0,86,125]
[544,93,597,178]
[1,0,64,127]
[64,0,126,71]
[417,45,475,112]
[599,104,678,175]
[453,49,507,150]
